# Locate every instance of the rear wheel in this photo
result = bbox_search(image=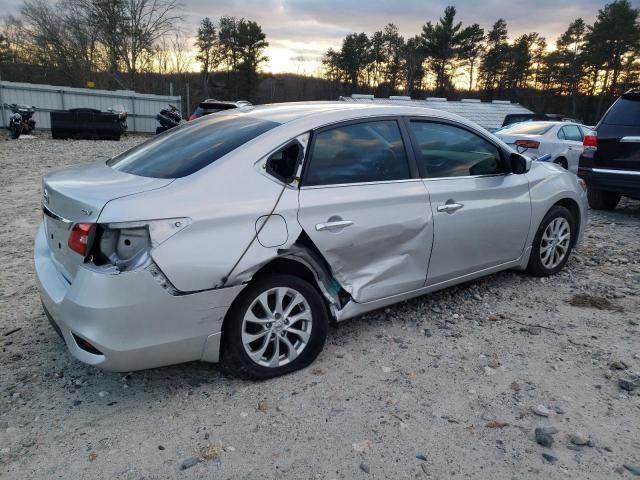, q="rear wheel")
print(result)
[587,186,620,211]
[526,205,575,276]
[554,157,568,170]
[220,274,328,380]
